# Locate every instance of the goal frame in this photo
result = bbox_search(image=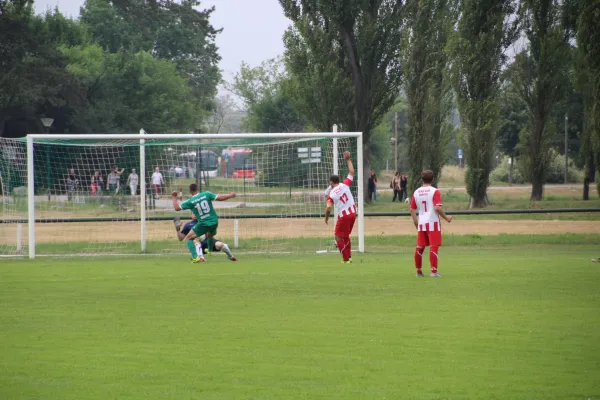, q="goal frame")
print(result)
[25,130,364,259]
